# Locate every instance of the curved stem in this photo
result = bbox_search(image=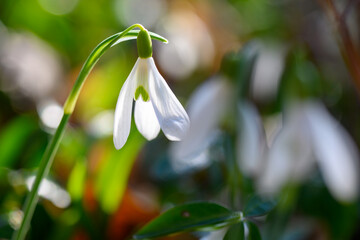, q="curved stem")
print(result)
[12,24,168,240]
[64,24,165,114]
[131,24,146,31]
